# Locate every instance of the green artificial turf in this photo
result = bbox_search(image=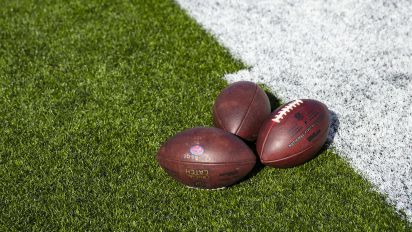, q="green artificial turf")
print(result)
[0,0,410,231]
